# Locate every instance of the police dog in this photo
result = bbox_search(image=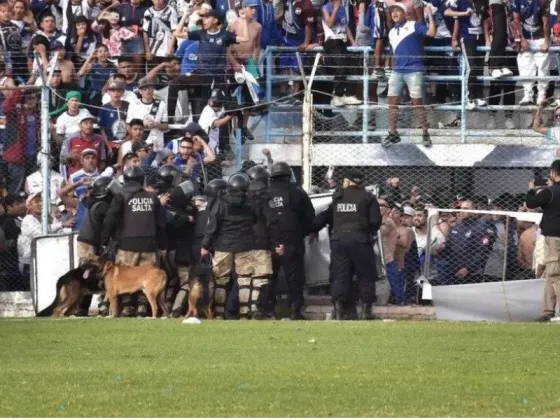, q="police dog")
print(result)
[186,264,214,319]
[100,261,170,318]
[37,263,104,317]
